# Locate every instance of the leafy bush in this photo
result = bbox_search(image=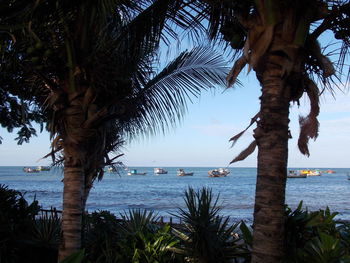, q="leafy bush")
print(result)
[0,184,40,263]
[285,201,350,263]
[118,209,179,263]
[82,209,179,263]
[27,210,61,262]
[82,210,121,263]
[171,187,248,263]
